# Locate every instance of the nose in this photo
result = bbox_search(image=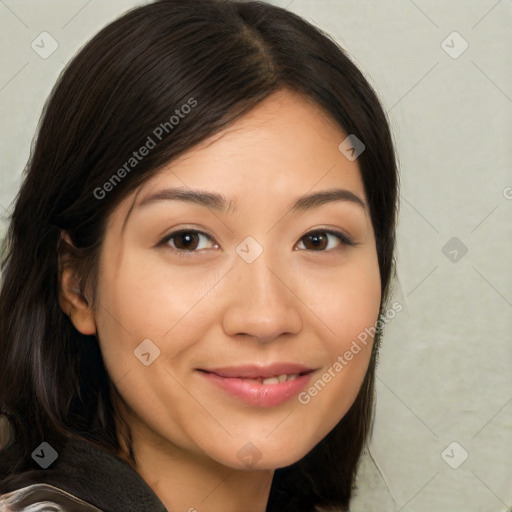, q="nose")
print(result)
[221,251,303,343]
